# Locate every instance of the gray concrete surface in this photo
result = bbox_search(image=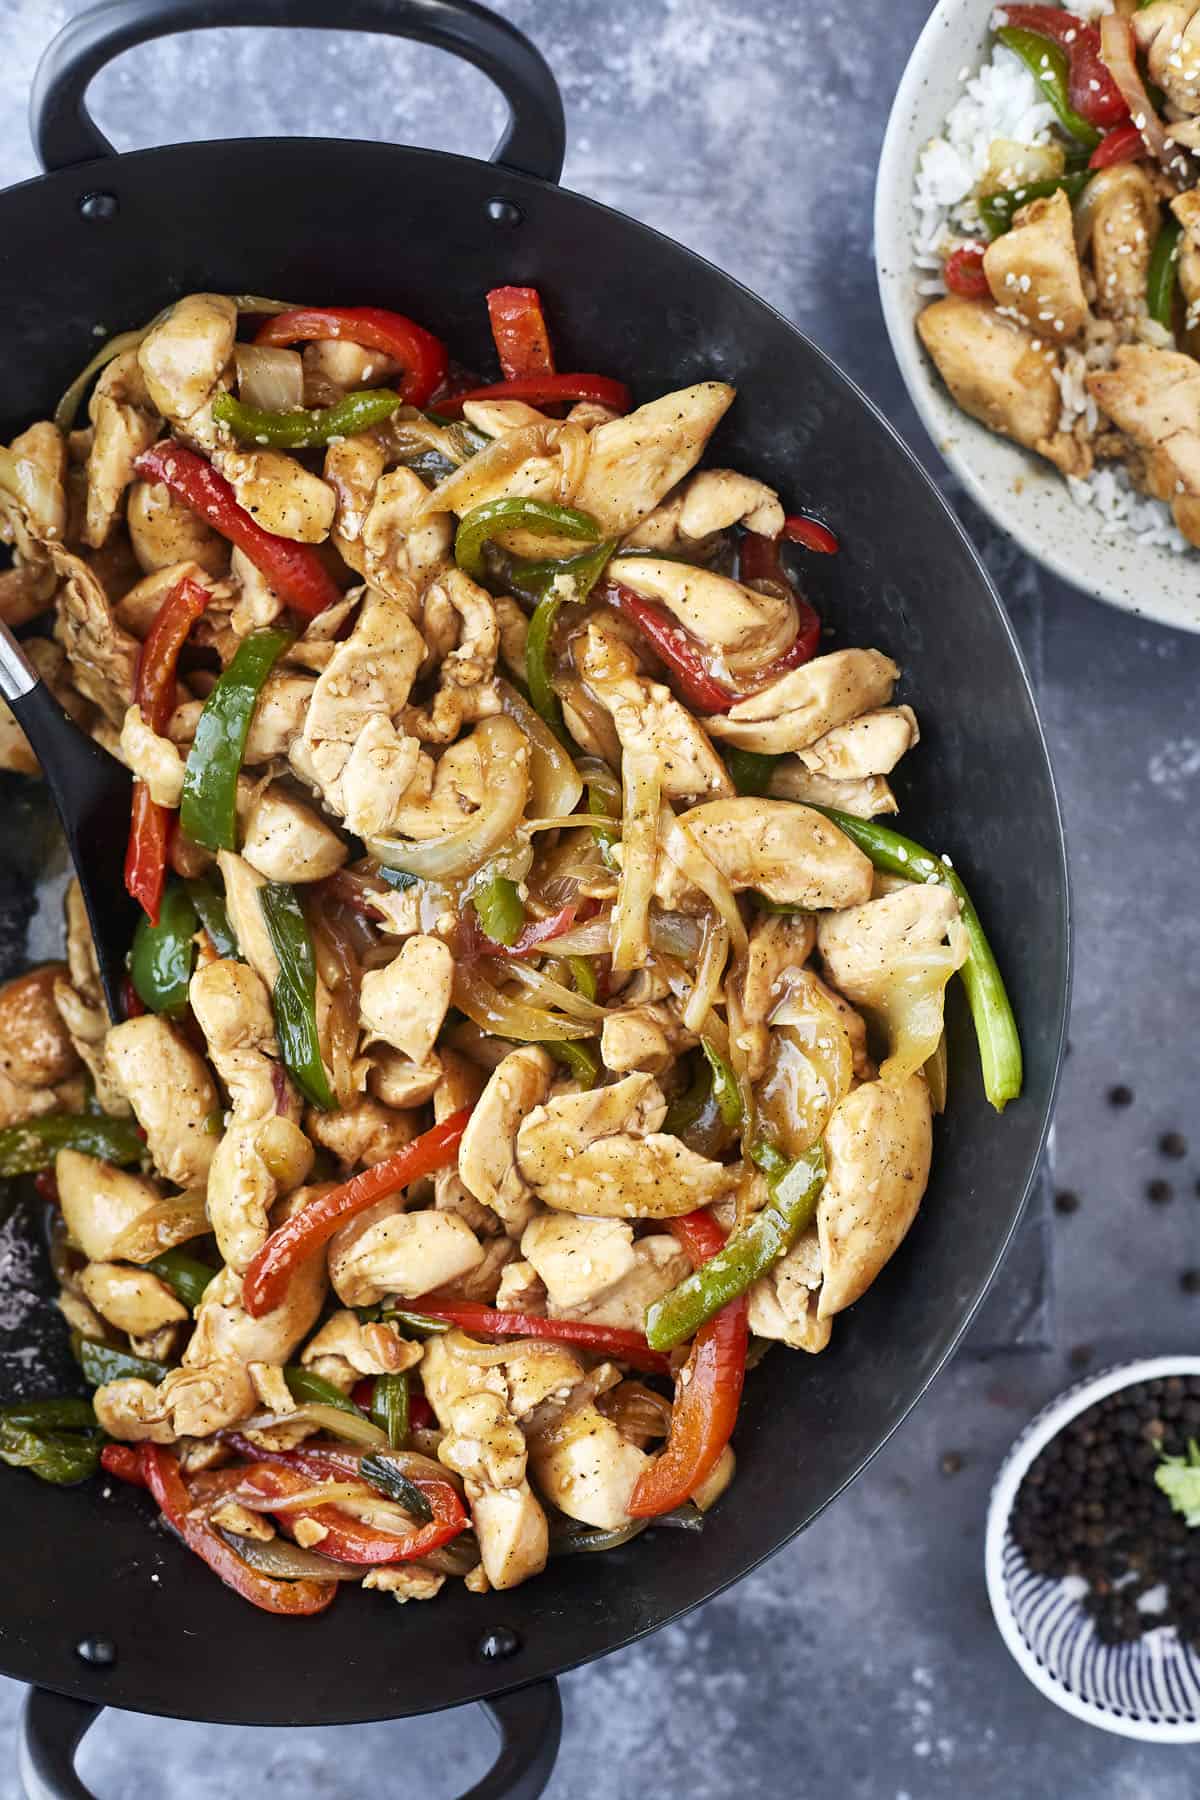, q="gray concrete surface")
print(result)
[0,1,1197,1794]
